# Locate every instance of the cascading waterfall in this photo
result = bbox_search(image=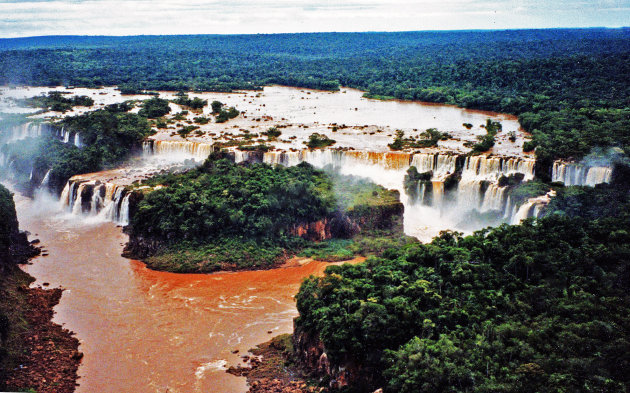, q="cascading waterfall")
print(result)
[432,181,445,207]
[1,122,53,143]
[249,149,541,235]
[462,155,535,181]
[74,133,82,148]
[450,155,533,214]
[61,179,132,224]
[119,194,131,226]
[142,140,214,160]
[40,170,51,187]
[552,161,613,186]
[51,141,549,240]
[59,182,71,207]
[406,153,537,217]
[410,153,458,179]
[1,122,86,148]
[480,183,506,212]
[71,182,88,215]
[99,186,125,222]
[510,190,556,224]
